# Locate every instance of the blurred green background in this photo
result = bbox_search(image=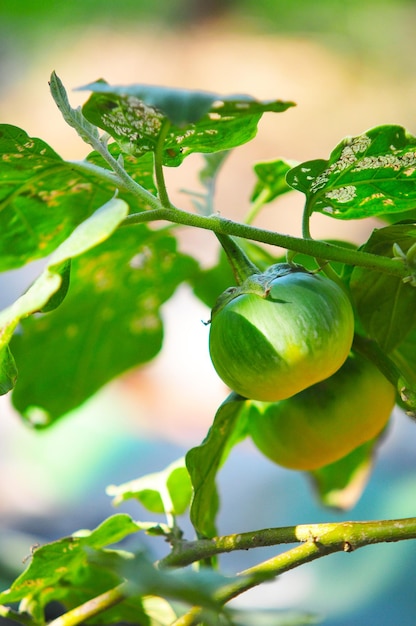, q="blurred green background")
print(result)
[1,1,416,625]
